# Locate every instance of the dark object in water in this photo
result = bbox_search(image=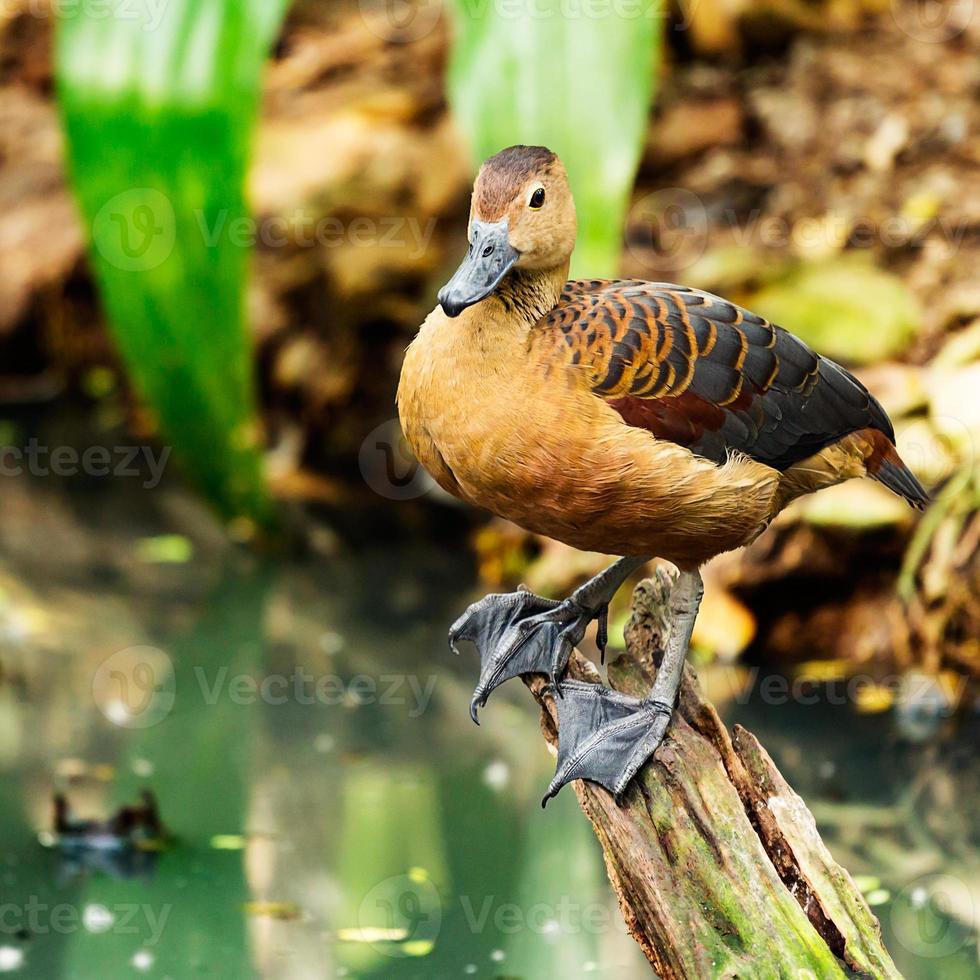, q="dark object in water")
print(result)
[51,789,170,879]
[54,788,166,846]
